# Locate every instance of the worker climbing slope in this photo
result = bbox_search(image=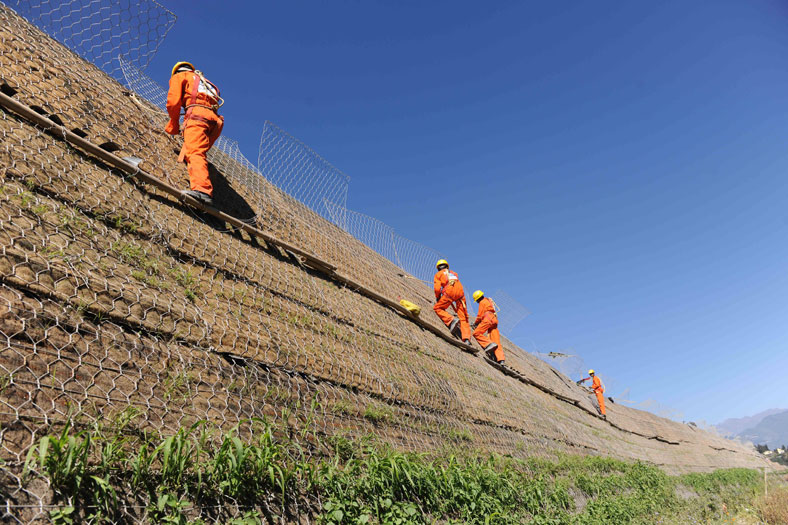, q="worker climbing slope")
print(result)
[165,61,224,206]
[433,260,471,343]
[577,369,606,419]
[471,290,504,364]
